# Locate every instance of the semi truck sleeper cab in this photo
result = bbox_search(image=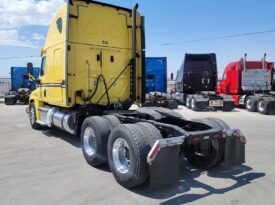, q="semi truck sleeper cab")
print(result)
[217,54,275,115]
